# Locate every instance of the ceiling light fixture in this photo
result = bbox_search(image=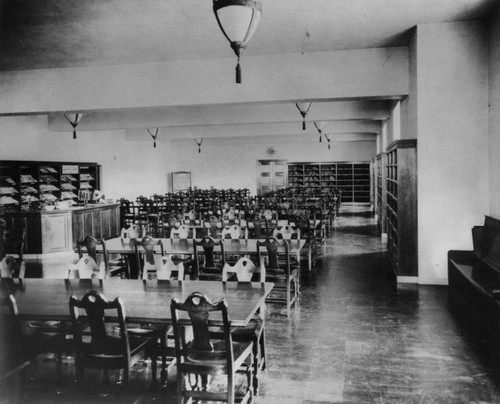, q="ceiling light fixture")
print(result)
[64,113,83,140]
[324,134,333,149]
[147,128,160,148]
[295,102,312,130]
[213,0,262,83]
[314,121,327,143]
[194,138,204,153]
